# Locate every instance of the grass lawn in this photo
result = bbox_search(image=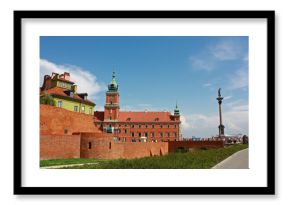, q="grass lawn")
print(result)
[40,144,248,169]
